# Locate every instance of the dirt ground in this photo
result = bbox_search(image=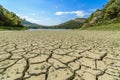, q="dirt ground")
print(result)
[0,30,120,80]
